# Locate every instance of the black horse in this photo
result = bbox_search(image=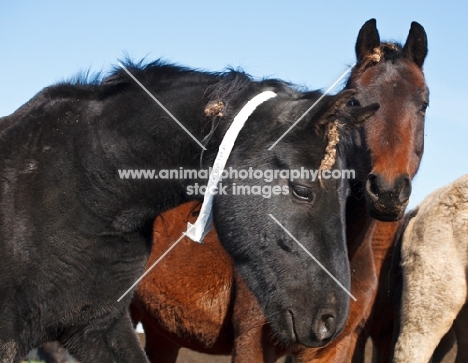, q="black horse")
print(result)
[0,62,376,362]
